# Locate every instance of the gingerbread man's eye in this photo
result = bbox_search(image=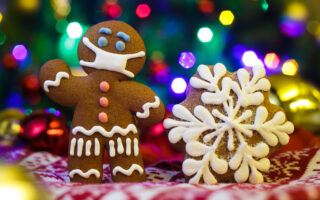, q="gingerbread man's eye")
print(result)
[115,41,125,51]
[98,36,108,47]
